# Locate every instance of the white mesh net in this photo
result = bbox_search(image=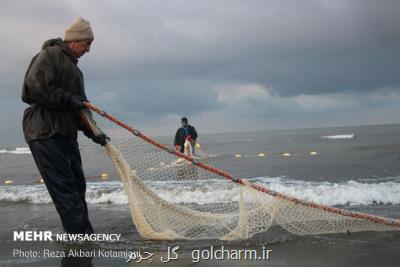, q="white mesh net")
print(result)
[83,108,400,240]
